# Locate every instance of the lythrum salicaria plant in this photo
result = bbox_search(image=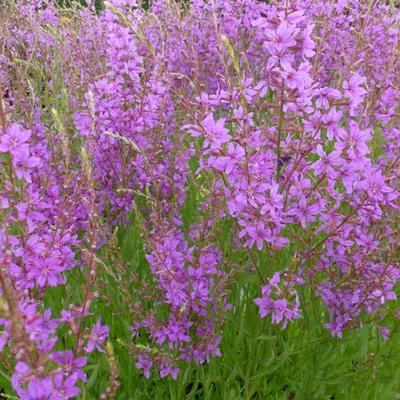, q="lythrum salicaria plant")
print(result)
[0,0,399,398]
